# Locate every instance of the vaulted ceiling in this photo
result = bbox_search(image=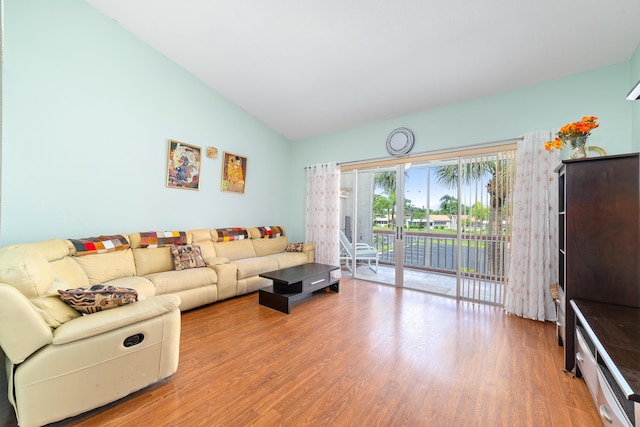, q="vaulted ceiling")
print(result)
[86,0,640,141]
